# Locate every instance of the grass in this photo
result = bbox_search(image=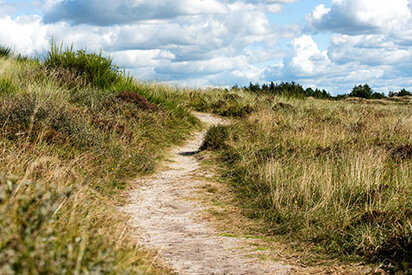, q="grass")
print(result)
[0,47,198,273]
[0,46,11,58]
[44,42,124,89]
[200,94,412,272]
